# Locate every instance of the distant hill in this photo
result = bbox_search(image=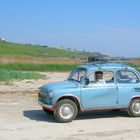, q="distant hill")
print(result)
[0,41,105,58]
